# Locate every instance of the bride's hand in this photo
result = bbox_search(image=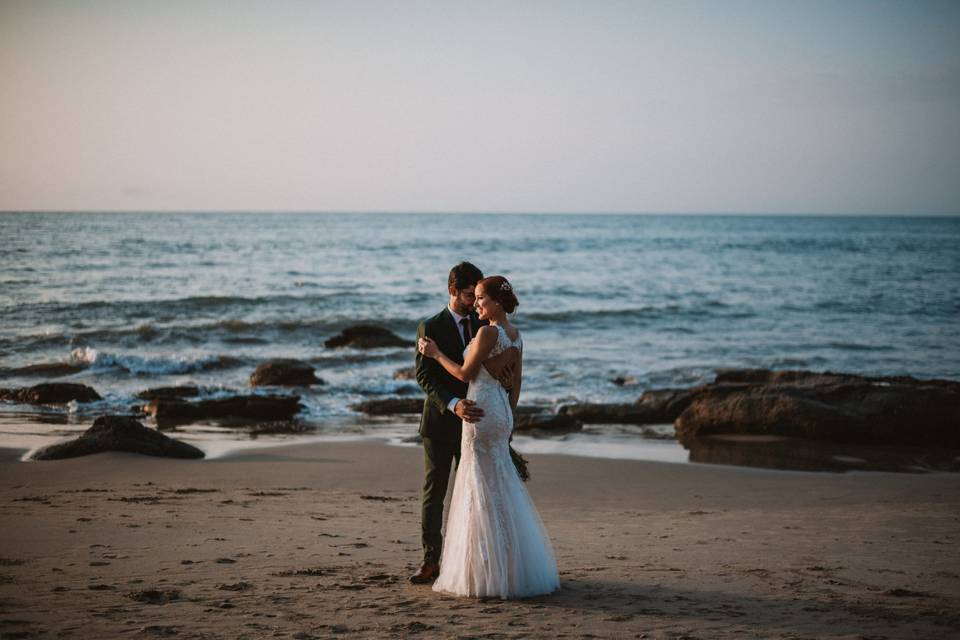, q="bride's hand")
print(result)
[418,337,439,359]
